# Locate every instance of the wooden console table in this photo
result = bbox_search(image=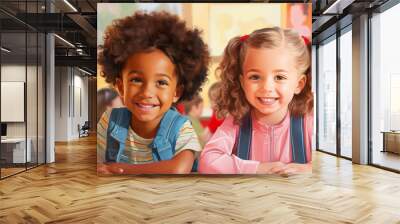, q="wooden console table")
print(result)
[0,138,32,164]
[381,131,400,154]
